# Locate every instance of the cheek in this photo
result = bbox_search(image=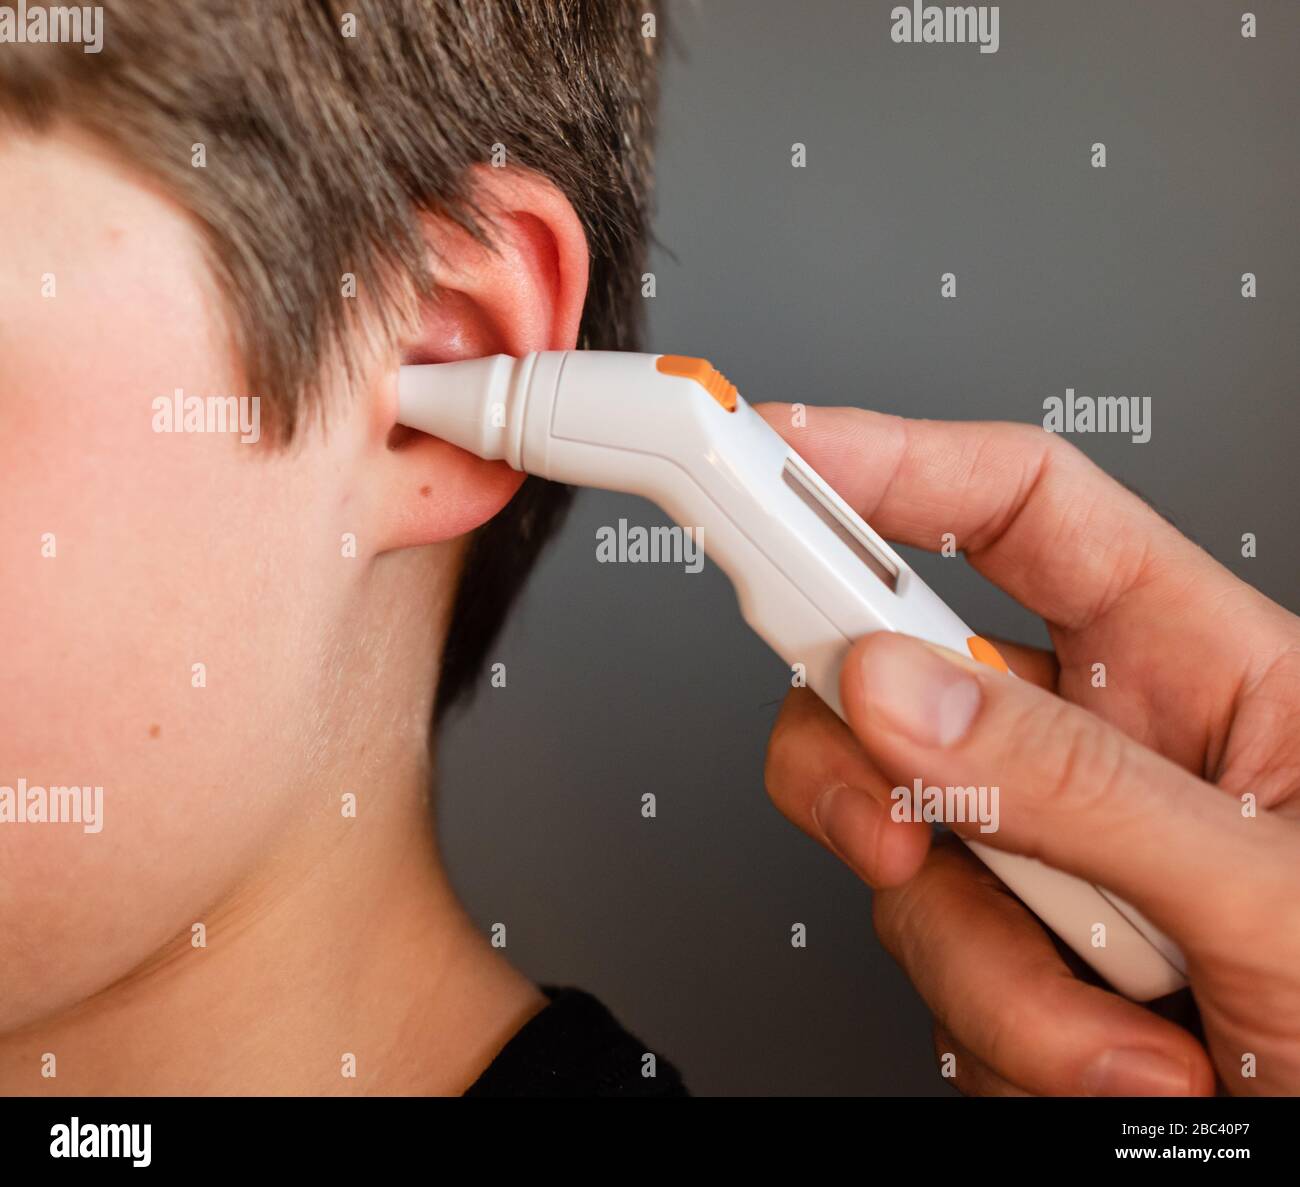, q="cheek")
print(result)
[0,266,343,1029]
